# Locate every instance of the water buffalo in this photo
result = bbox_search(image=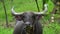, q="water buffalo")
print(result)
[11,4,48,34]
